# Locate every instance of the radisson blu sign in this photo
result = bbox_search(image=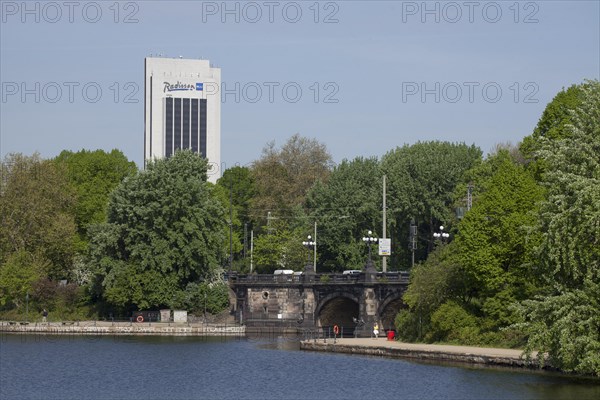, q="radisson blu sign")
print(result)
[163,81,203,92]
